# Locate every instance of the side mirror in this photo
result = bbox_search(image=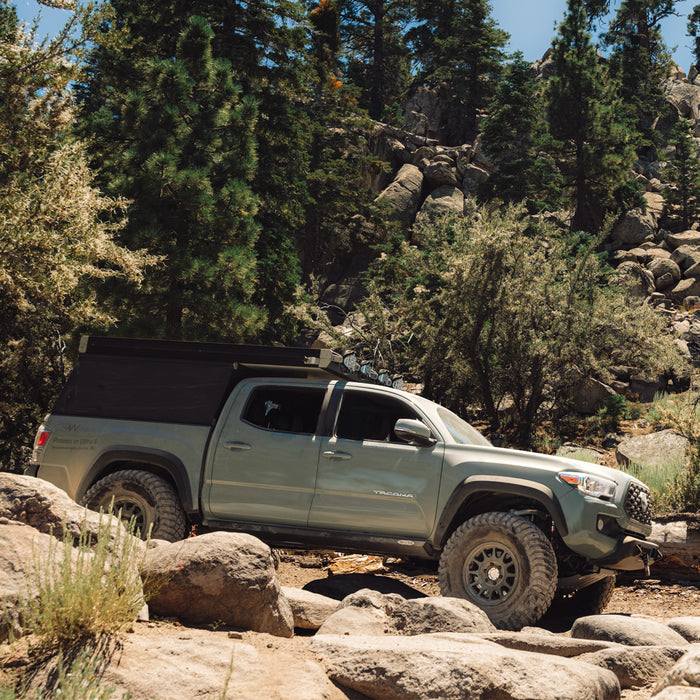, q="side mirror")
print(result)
[394,418,436,447]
